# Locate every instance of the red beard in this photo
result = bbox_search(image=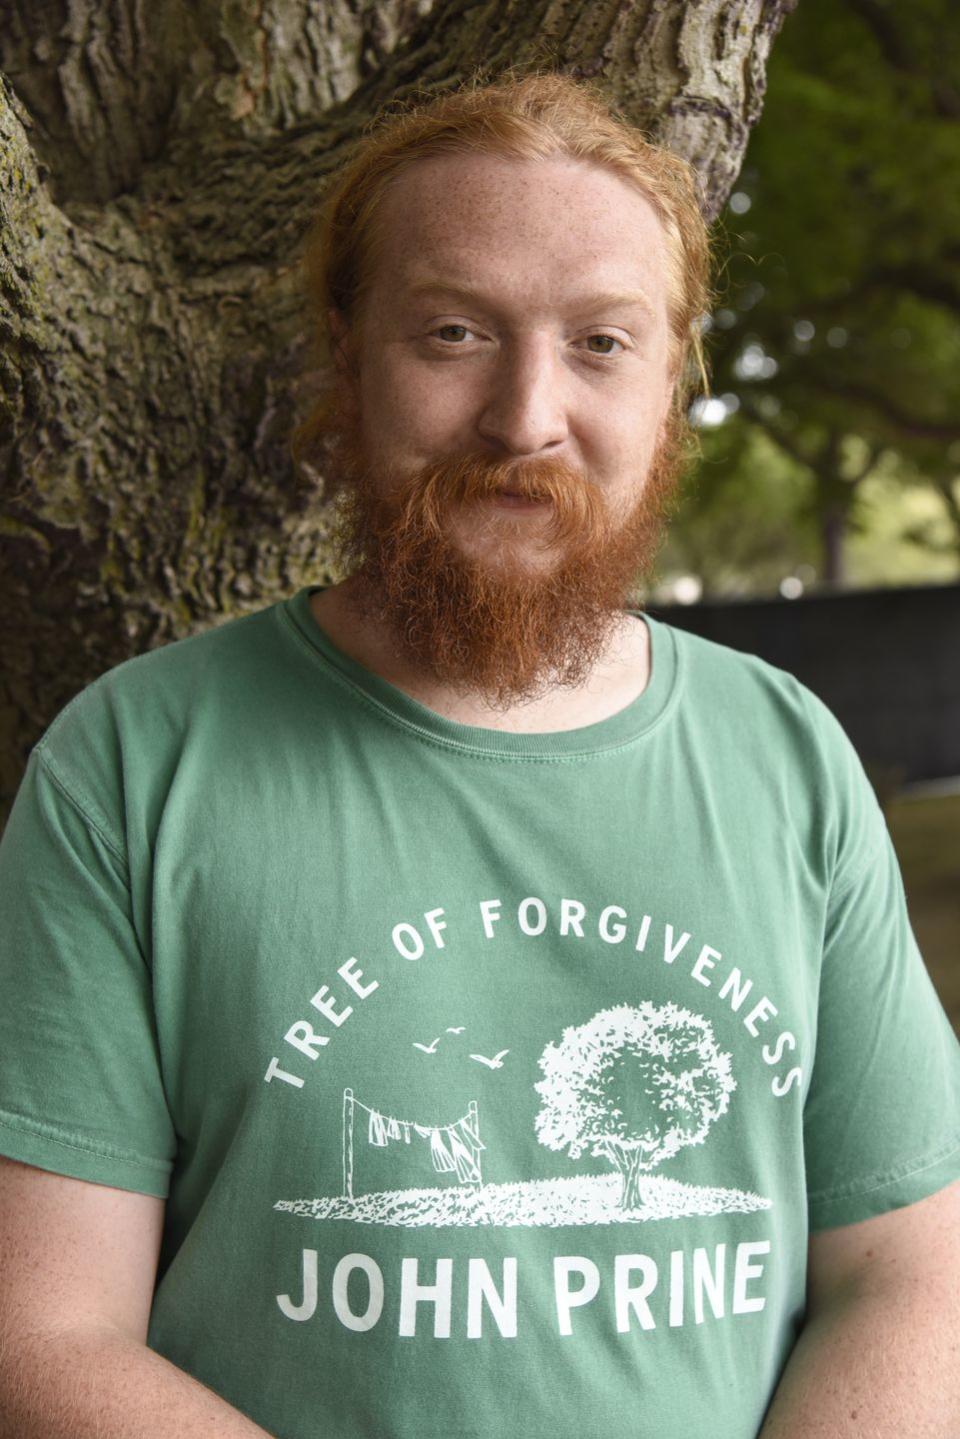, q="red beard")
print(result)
[324,412,688,712]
